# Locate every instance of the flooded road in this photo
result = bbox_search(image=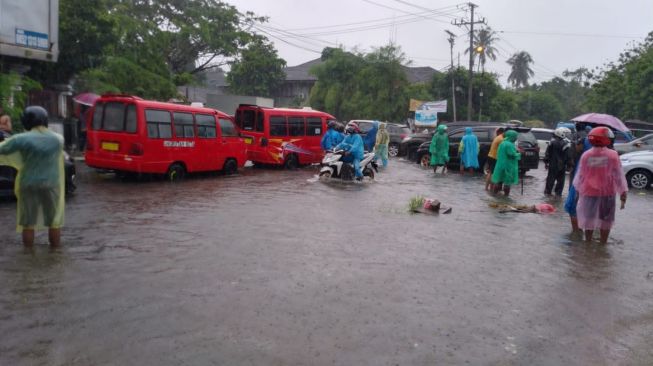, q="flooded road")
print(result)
[1,159,653,365]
